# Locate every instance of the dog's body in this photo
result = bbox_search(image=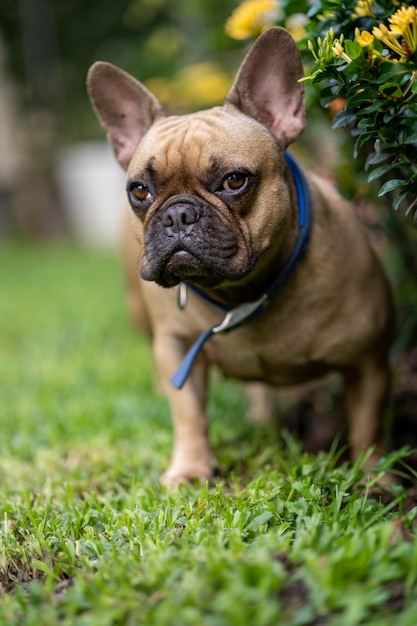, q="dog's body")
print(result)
[88,28,394,486]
